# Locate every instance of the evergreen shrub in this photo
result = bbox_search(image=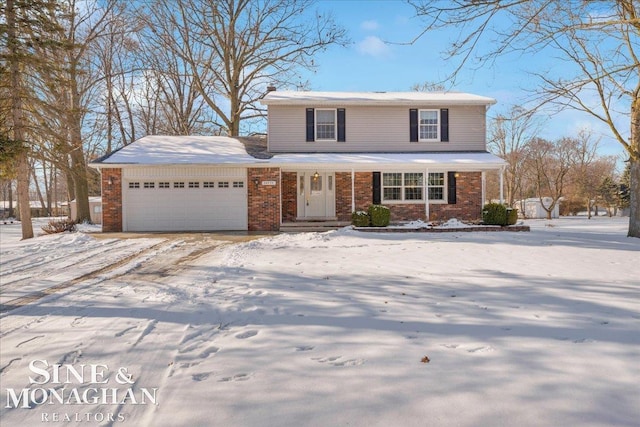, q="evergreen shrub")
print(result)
[368,204,391,227]
[482,203,507,226]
